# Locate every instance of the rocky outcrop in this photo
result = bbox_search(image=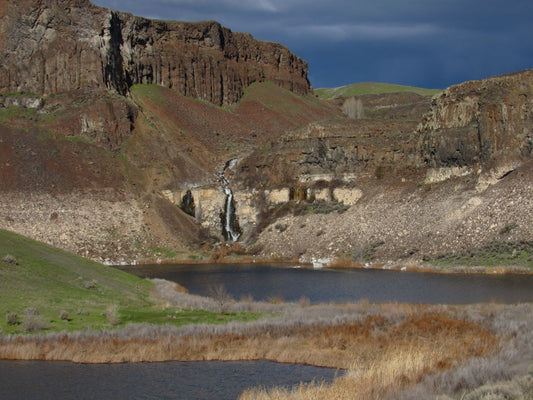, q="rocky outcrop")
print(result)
[0,0,310,105]
[237,116,424,190]
[418,69,533,168]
